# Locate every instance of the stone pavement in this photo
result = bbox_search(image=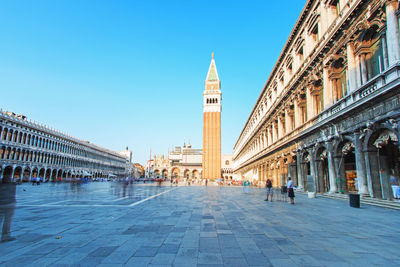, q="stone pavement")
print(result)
[0,182,400,266]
